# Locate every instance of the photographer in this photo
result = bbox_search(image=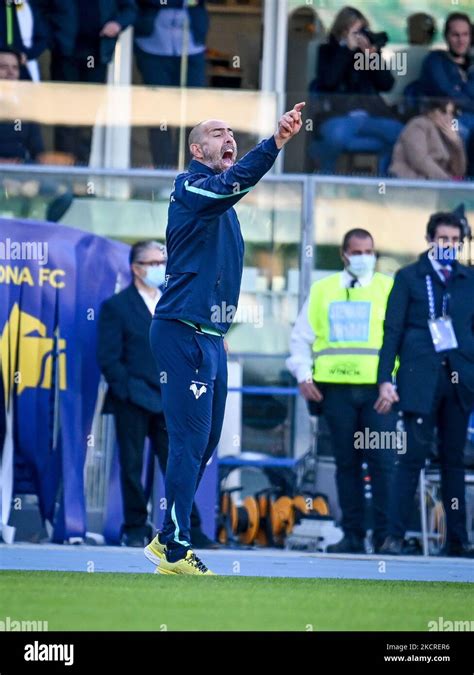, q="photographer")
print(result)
[311,5,402,174]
